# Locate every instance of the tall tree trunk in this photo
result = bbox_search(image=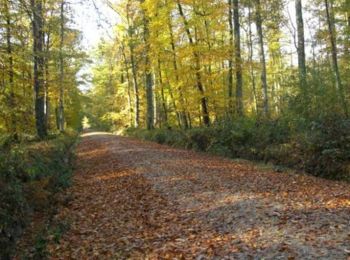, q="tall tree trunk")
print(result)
[168,9,188,129]
[44,32,50,130]
[228,0,234,115]
[141,3,154,130]
[233,0,243,116]
[126,3,140,128]
[248,5,258,114]
[164,72,182,127]
[121,44,134,127]
[295,0,307,94]
[5,0,16,136]
[325,0,348,116]
[130,47,140,128]
[255,0,269,116]
[177,0,210,126]
[58,0,65,132]
[31,0,47,138]
[157,59,168,126]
